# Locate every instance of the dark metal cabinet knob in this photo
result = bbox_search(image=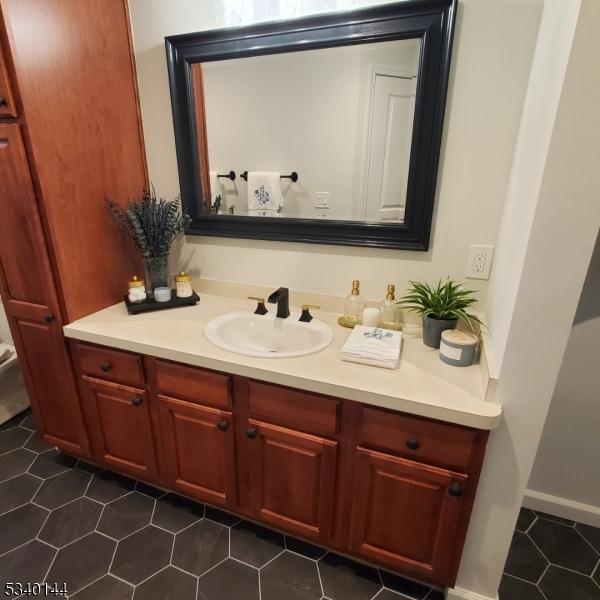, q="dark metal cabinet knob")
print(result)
[217,420,229,432]
[449,482,464,497]
[245,427,258,439]
[43,314,55,323]
[131,396,142,407]
[100,361,111,372]
[406,438,420,450]
[0,97,8,108]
